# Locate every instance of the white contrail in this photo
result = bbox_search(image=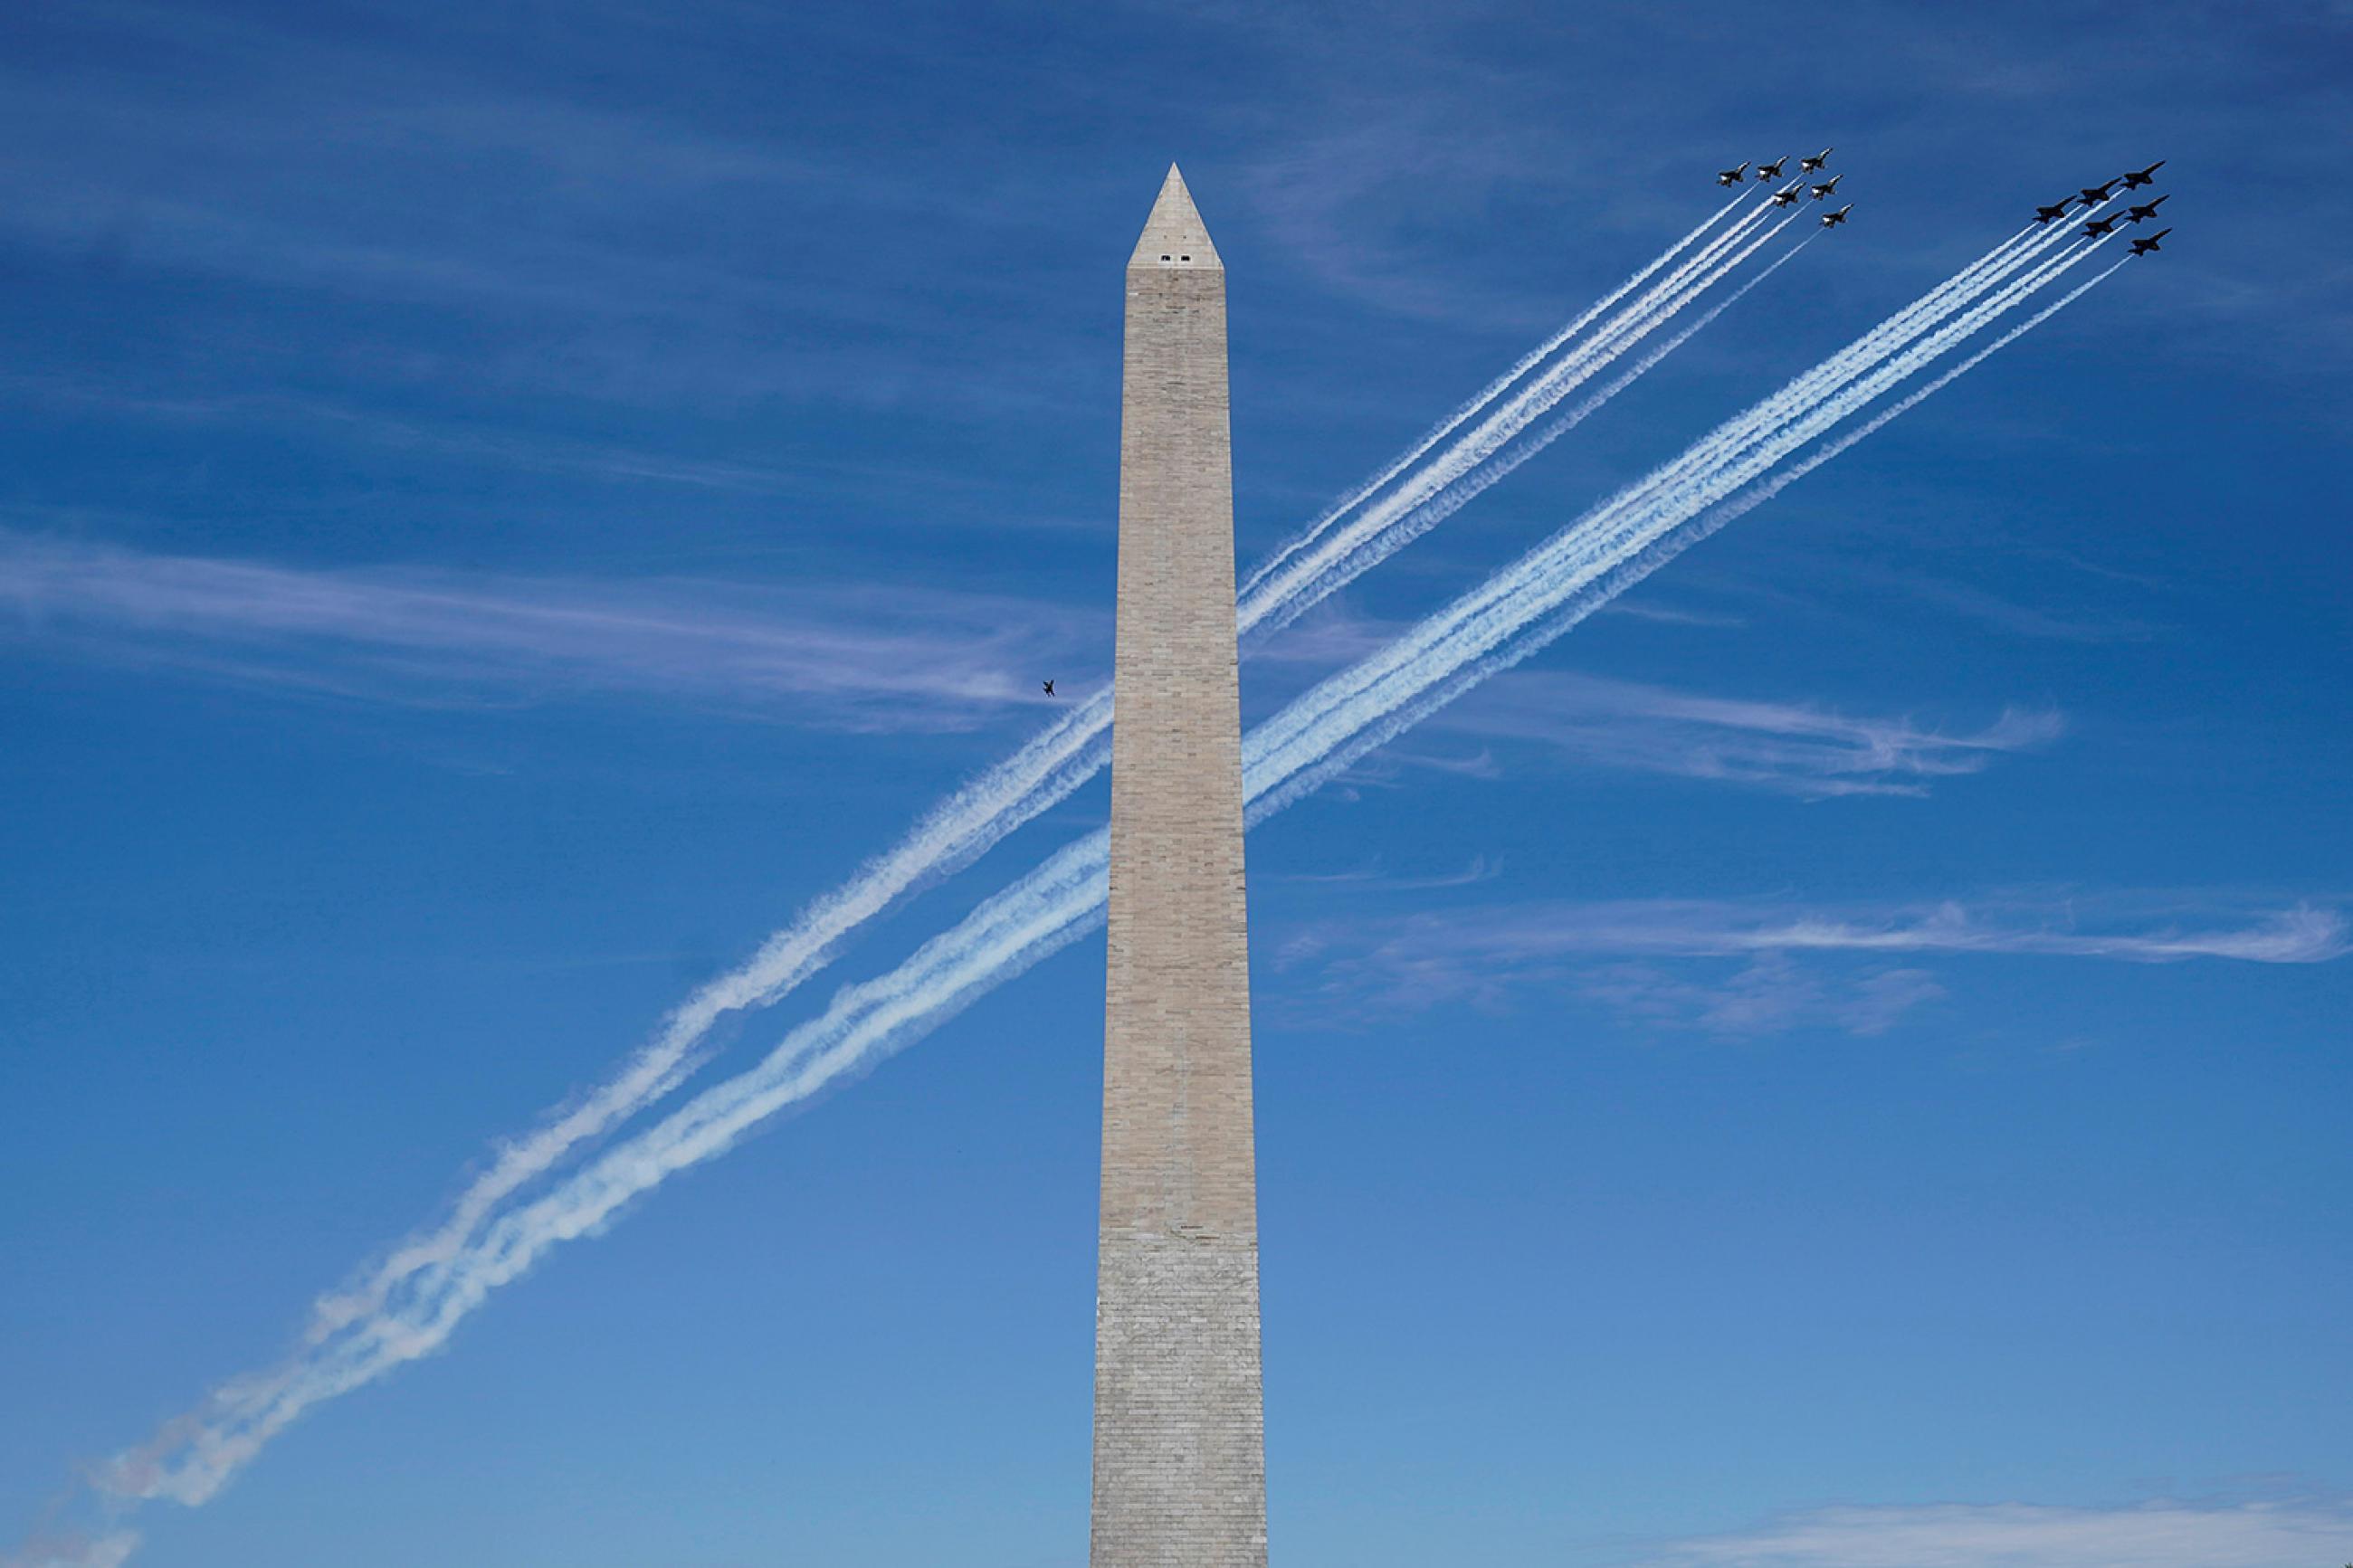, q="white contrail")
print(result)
[293,193,1809,1347]
[1238,186,1756,602]
[1247,242,2128,823]
[90,215,2107,1532]
[299,680,1115,1341]
[1237,201,1802,642]
[1254,220,1815,633]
